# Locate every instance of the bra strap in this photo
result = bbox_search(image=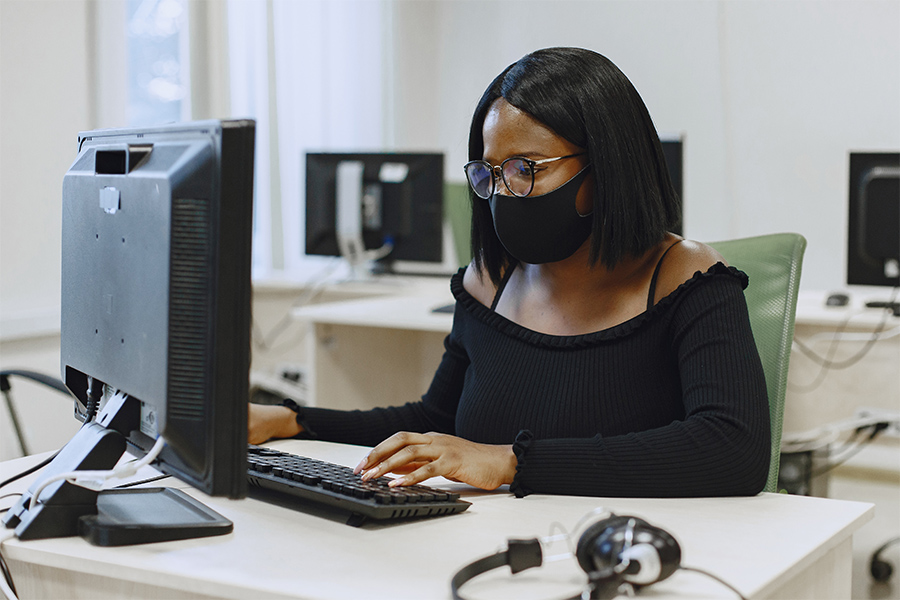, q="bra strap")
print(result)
[646,239,685,311]
[490,264,517,311]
